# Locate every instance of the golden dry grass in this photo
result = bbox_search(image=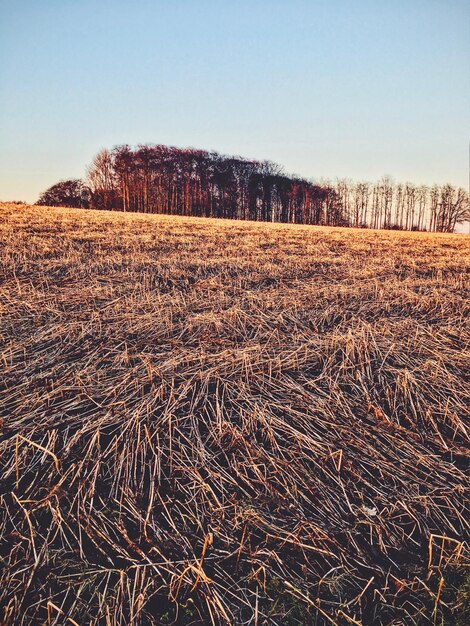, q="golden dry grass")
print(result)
[0,203,469,625]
